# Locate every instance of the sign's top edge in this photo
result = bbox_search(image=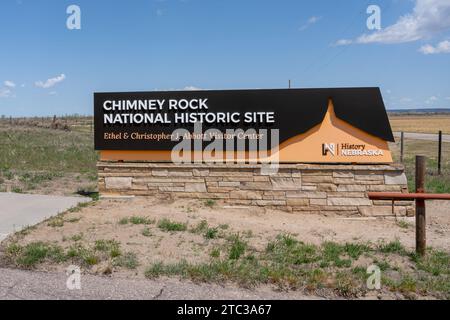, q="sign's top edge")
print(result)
[93,87,381,95]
